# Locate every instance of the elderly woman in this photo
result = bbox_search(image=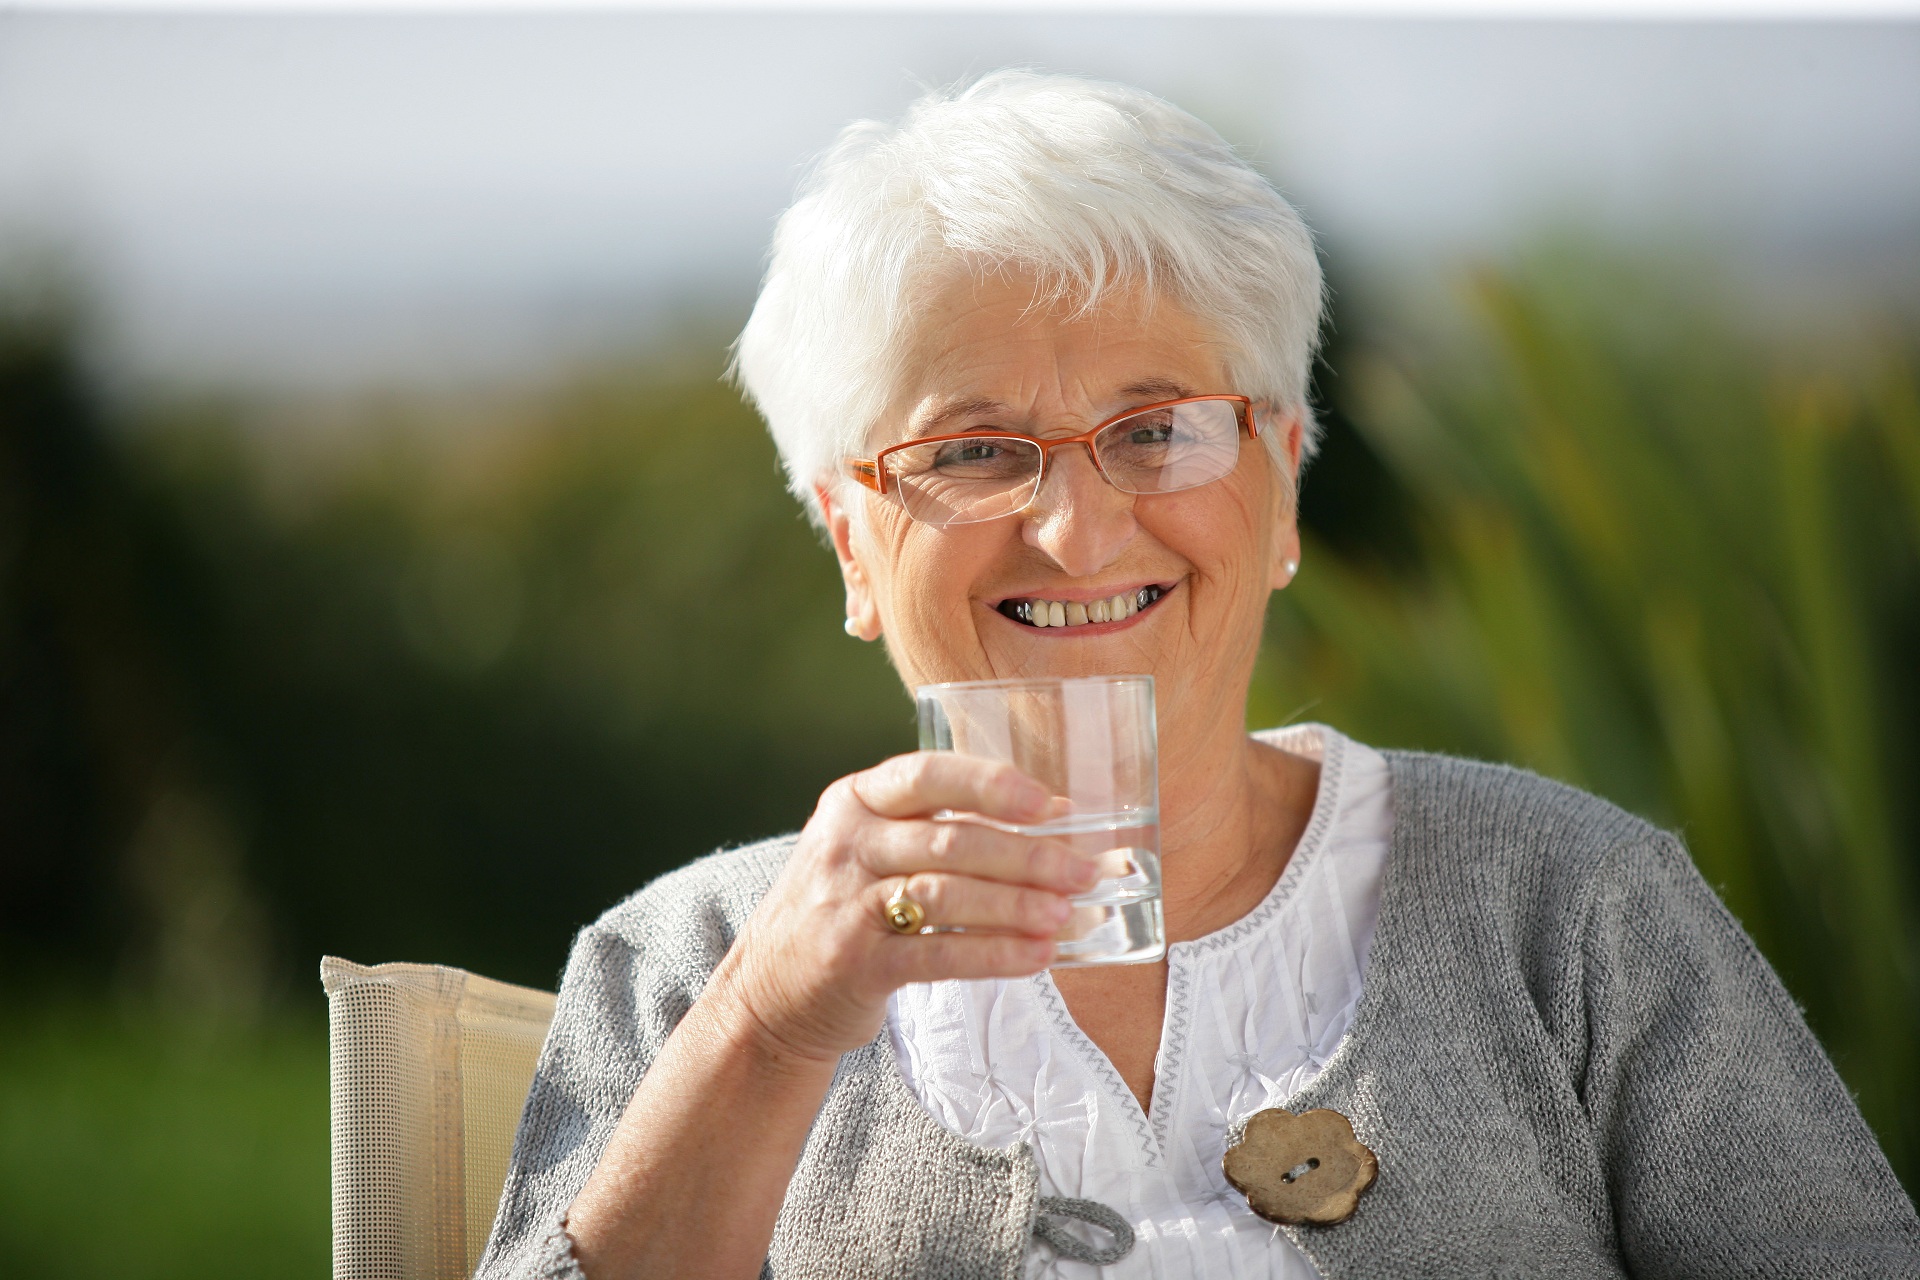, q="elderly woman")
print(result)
[478,73,1918,1279]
